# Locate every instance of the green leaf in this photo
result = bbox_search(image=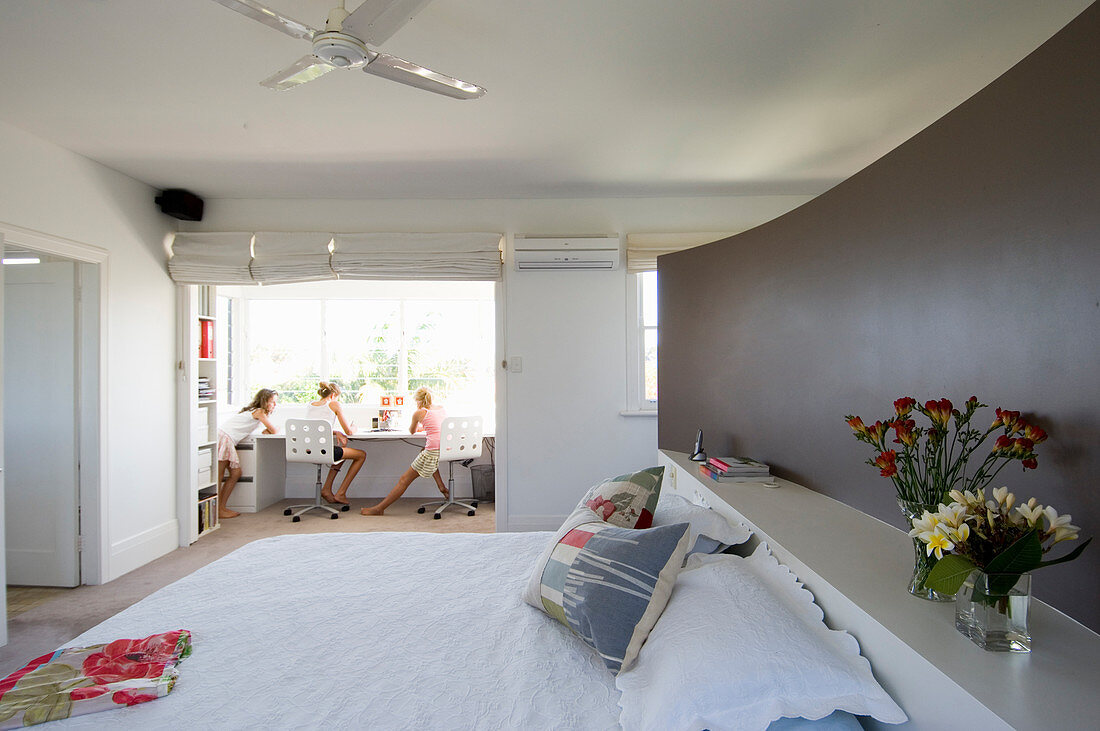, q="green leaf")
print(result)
[926,554,977,595]
[1037,536,1092,569]
[23,692,72,726]
[985,529,1043,574]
